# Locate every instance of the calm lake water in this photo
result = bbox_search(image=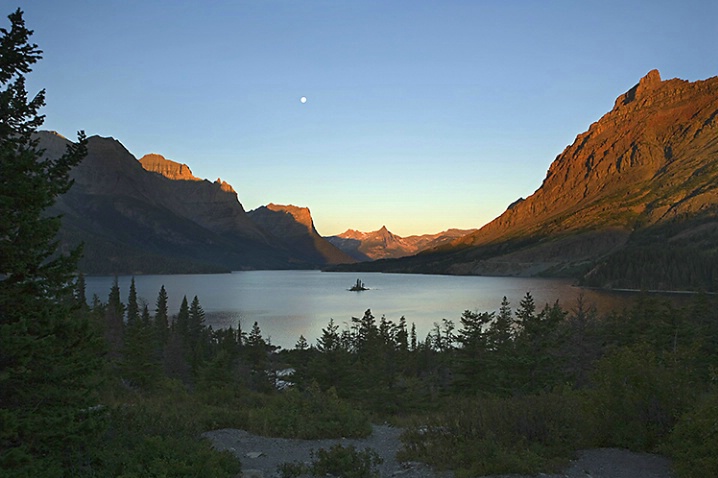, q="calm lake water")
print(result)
[84,270,664,349]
